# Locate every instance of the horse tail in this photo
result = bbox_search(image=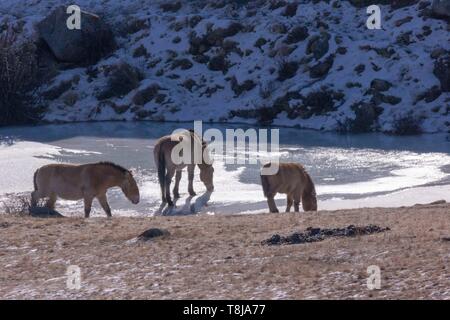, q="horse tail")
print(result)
[155,143,166,198]
[302,170,317,211]
[260,174,271,198]
[33,169,39,191]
